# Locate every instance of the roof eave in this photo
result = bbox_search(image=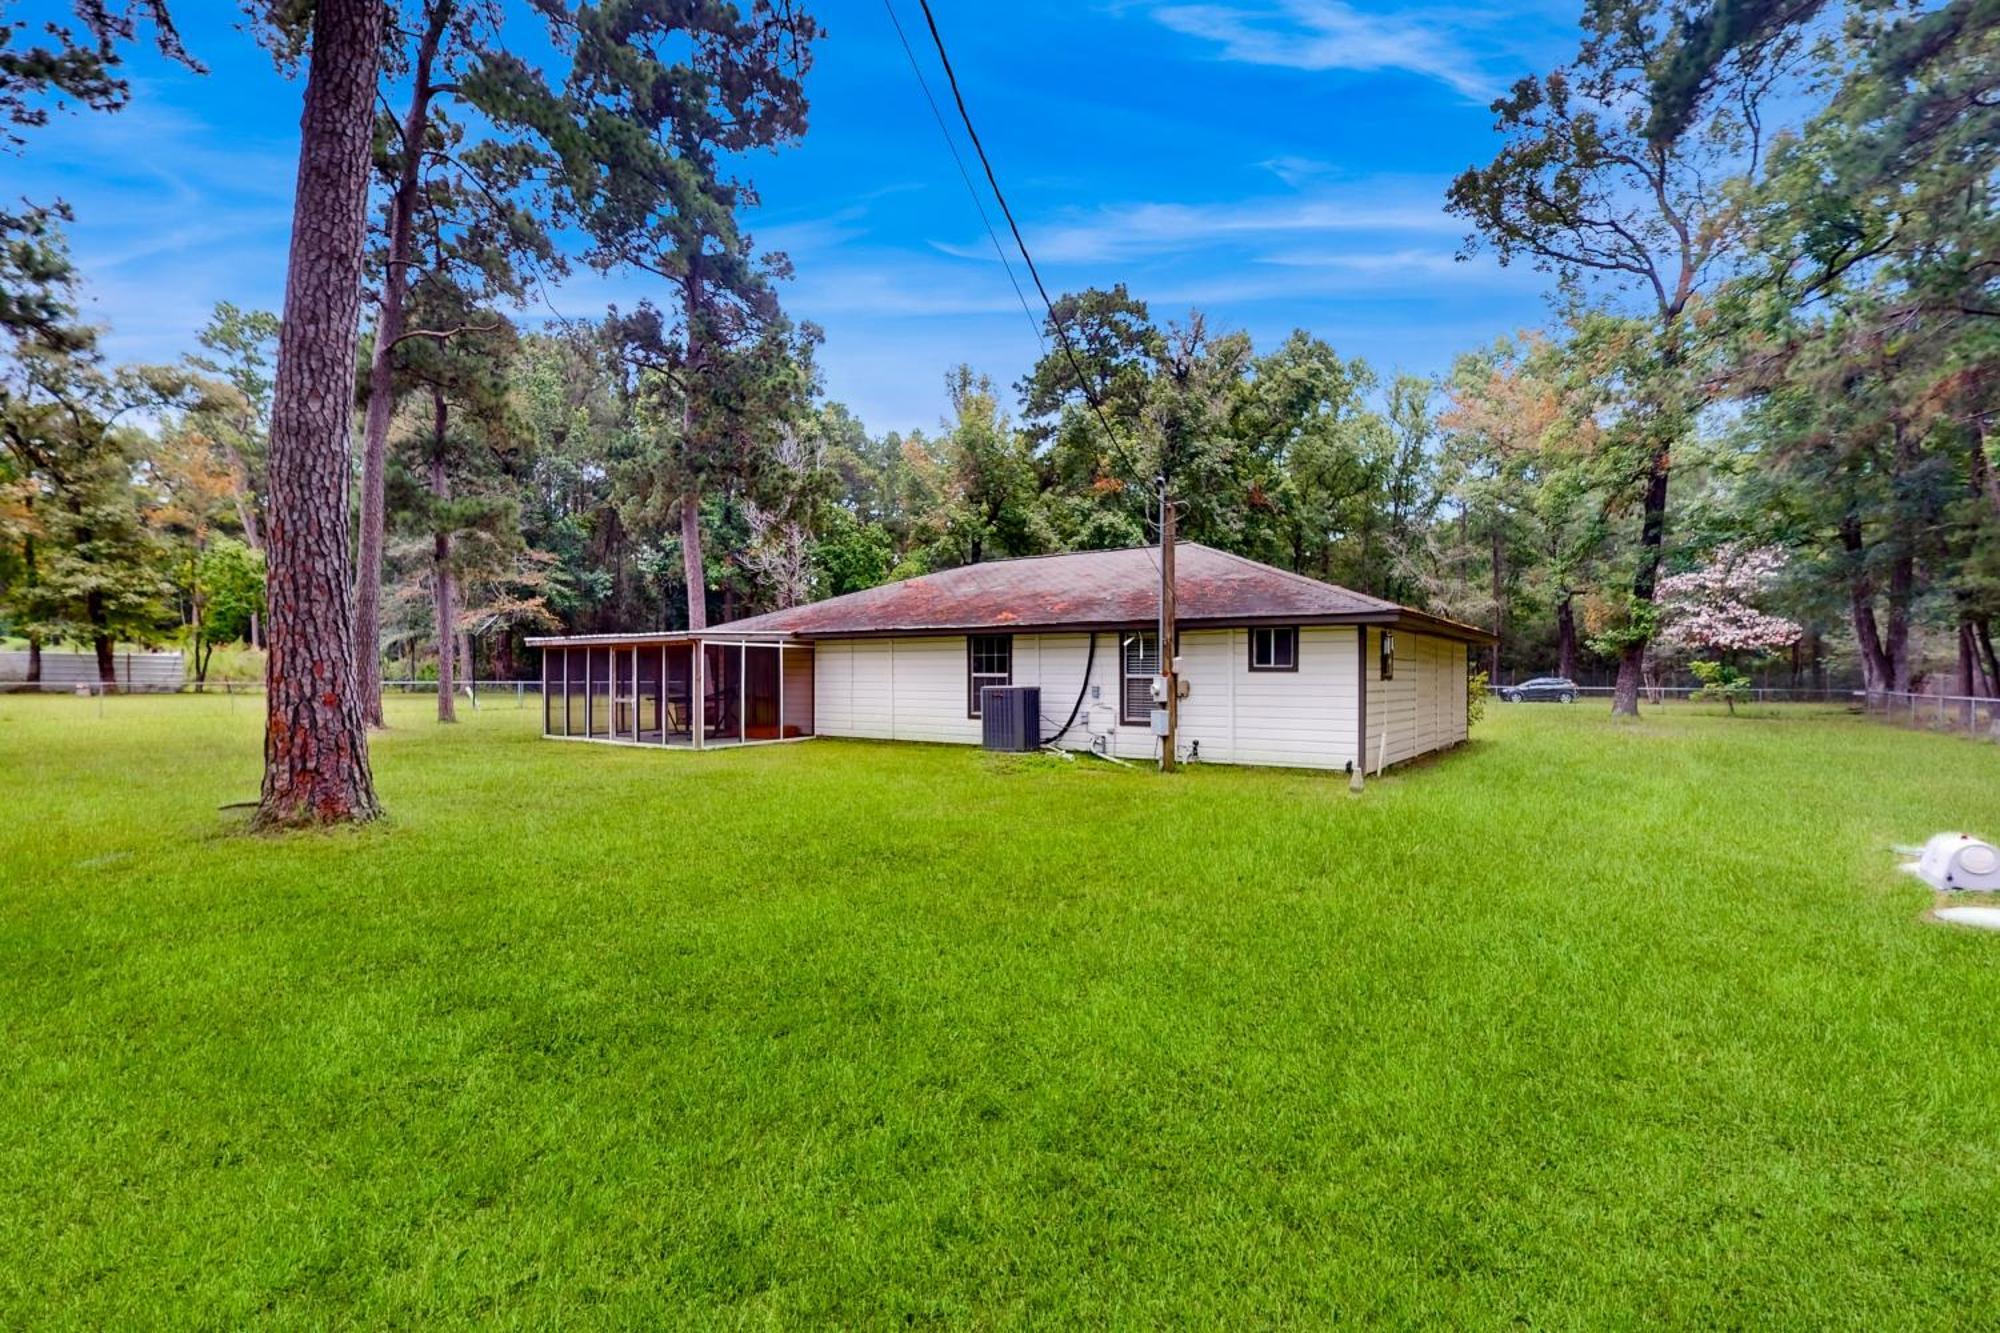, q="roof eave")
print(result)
[524,630,799,647]
[737,610,1495,643]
